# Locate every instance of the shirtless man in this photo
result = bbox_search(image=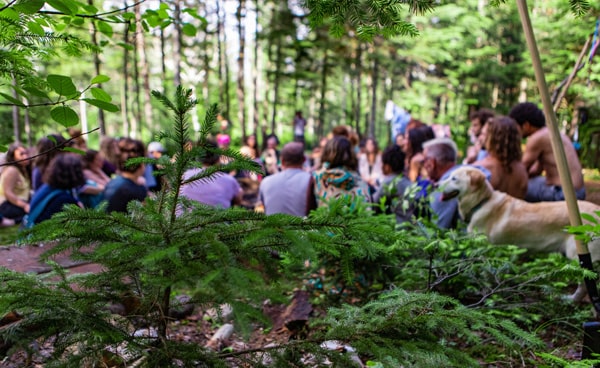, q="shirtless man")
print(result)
[509,102,585,202]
